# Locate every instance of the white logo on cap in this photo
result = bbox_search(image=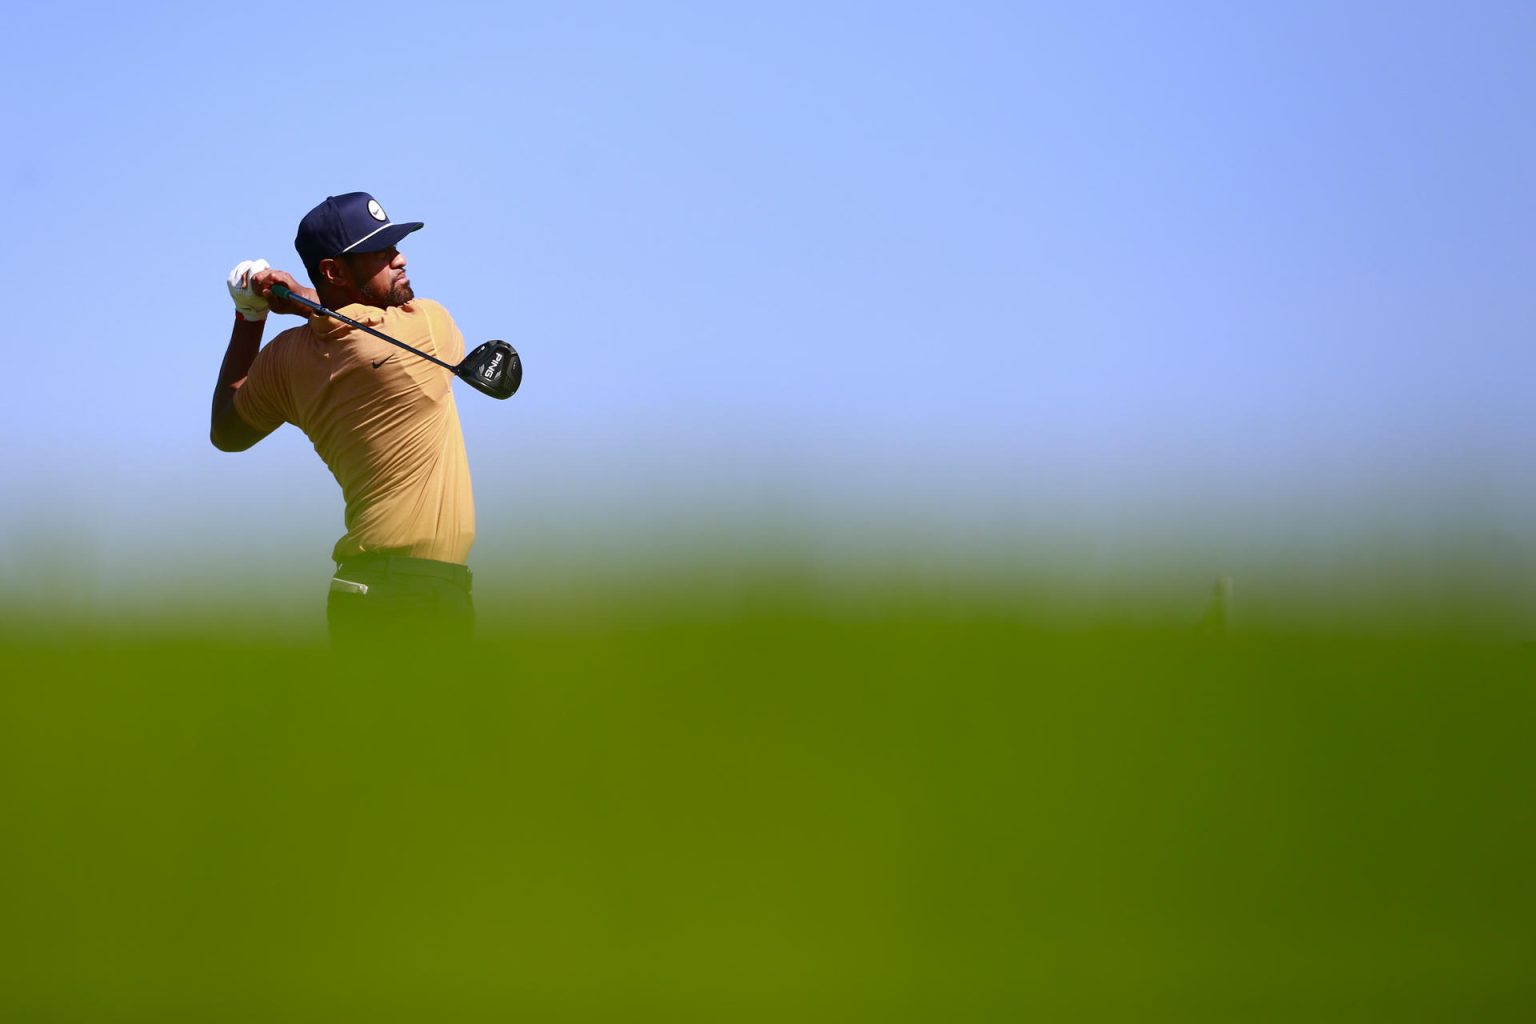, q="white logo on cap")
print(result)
[367,199,388,222]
